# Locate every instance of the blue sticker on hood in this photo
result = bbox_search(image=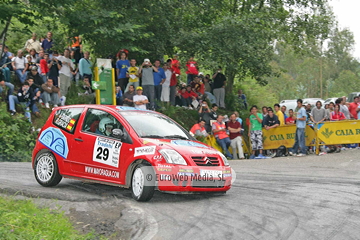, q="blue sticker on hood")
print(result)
[170,140,209,148]
[39,127,69,158]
